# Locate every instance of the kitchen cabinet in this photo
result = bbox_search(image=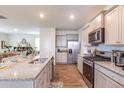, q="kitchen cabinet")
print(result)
[35,59,53,88]
[82,26,90,46]
[56,35,67,47]
[94,63,123,88]
[56,52,67,64]
[95,69,122,88]
[105,6,124,45]
[90,13,104,31]
[95,69,108,88]
[121,6,124,44]
[77,54,83,74]
[105,6,120,44]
